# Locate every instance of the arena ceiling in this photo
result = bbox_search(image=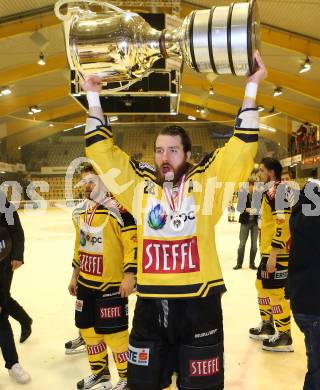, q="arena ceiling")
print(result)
[0,0,319,157]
